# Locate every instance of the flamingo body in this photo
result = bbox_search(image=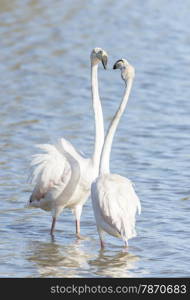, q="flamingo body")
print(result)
[92,174,141,243]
